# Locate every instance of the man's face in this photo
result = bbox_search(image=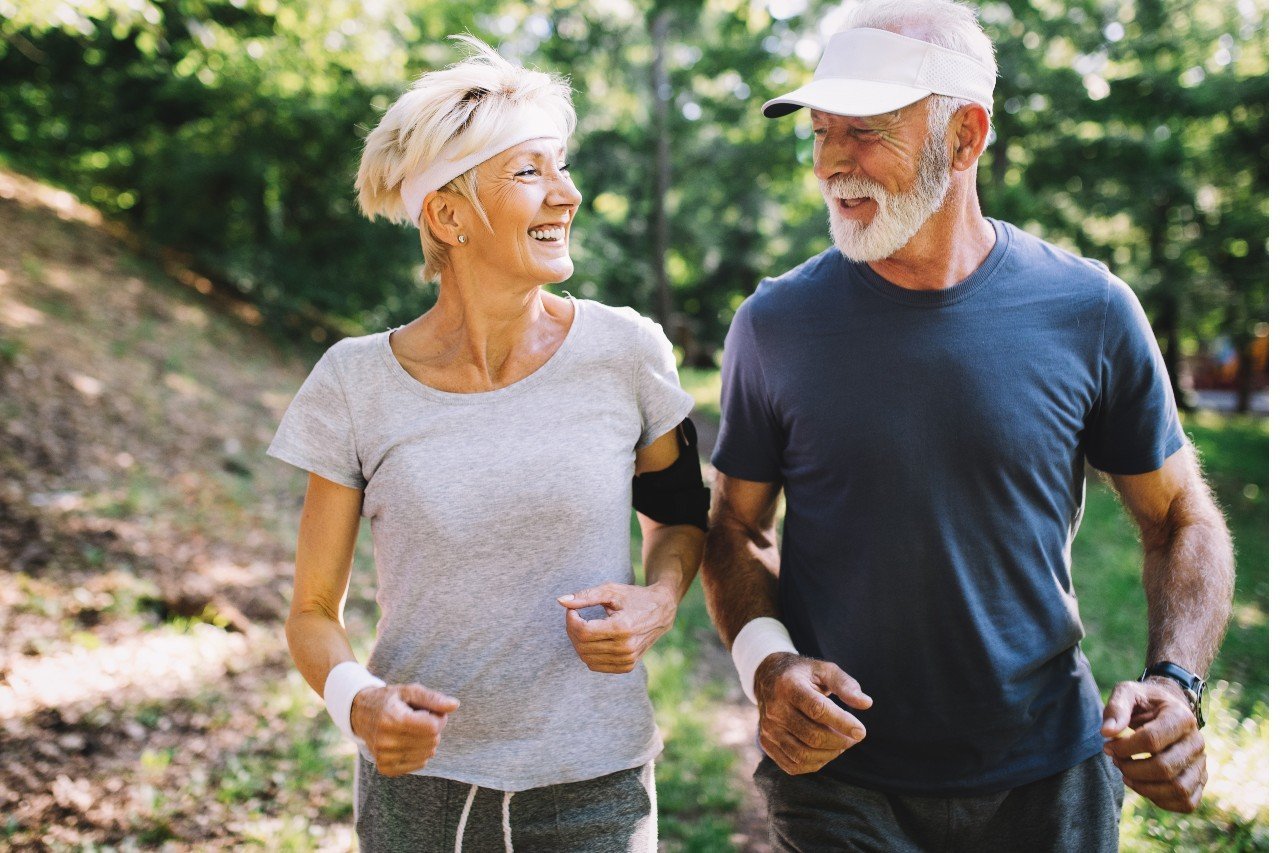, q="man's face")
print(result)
[812,100,953,262]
